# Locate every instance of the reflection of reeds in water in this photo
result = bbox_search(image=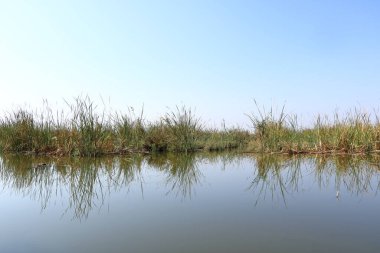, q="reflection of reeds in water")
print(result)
[313,155,380,196]
[248,154,380,206]
[248,155,302,206]
[0,155,144,220]
[1,153,380,219]
[0,153,206,218]
[147,152,244,199]
[0,155,58,210]
[147,153,202,199]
